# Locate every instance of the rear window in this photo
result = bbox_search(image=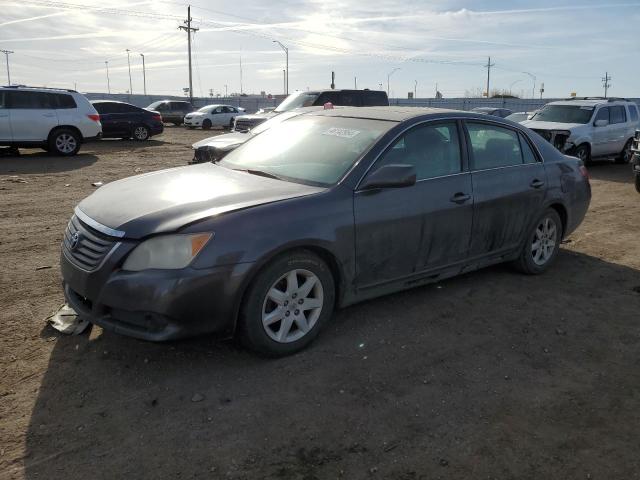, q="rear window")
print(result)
[363,91,389,106]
